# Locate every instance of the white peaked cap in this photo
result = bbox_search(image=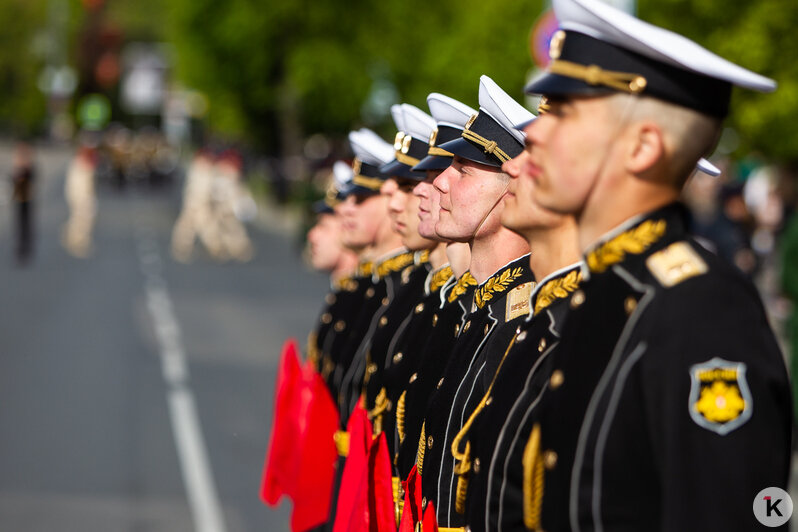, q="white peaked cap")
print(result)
[427,93,477,129]
[696,158,720,177]
[390,104,405,134]
[332,160,353,187]
[401,103,437,142]
[479,75,535,144]
[554,0,775,92]
[348,128,394,167]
